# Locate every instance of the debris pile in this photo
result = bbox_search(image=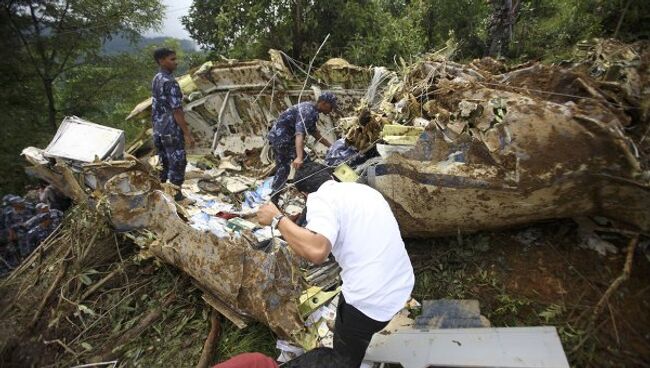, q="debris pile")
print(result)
[126,49,372,157]
[2,40,649,366]
[339,44,650,236]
